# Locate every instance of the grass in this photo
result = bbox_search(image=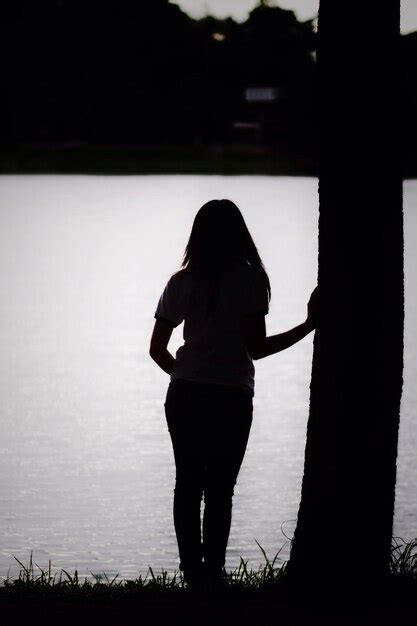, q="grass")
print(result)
[0,542,288,601]
[0,540,415,626]
[0,537,415,602]
[389,536,417,578]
